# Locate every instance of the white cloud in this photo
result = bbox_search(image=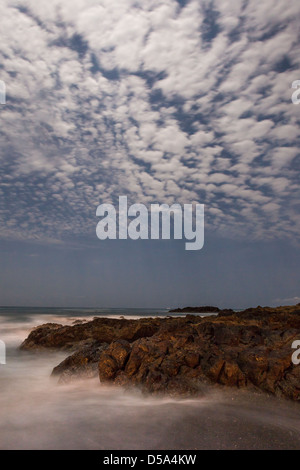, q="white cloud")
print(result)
[0,0,299,243]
